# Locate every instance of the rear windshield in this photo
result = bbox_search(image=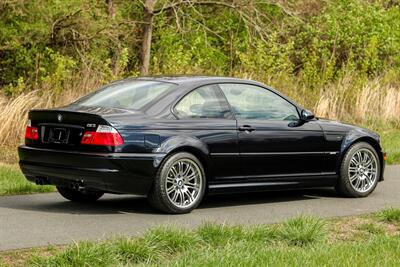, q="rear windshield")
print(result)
[74,80,176,110]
